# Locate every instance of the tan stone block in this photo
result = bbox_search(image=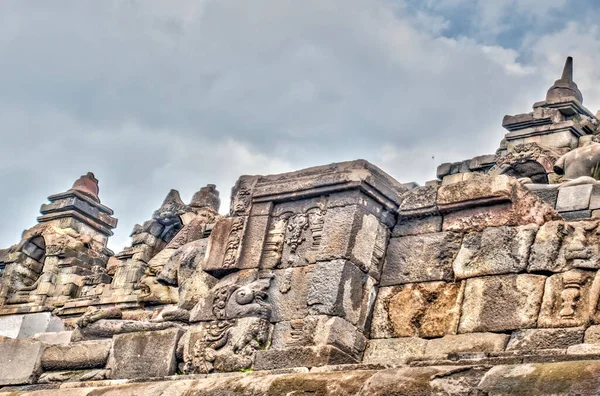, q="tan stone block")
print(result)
[380,232,461,286]
[479,360,600,395]
[424,333,509,358]
[453,225,538,279]
[458,274,546,333]
[538,269,600,328]
[41,339,112,370]
[584,324,600,344]
[371,281,463,338]
[362,337,426,365]
[506,327,584,351]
